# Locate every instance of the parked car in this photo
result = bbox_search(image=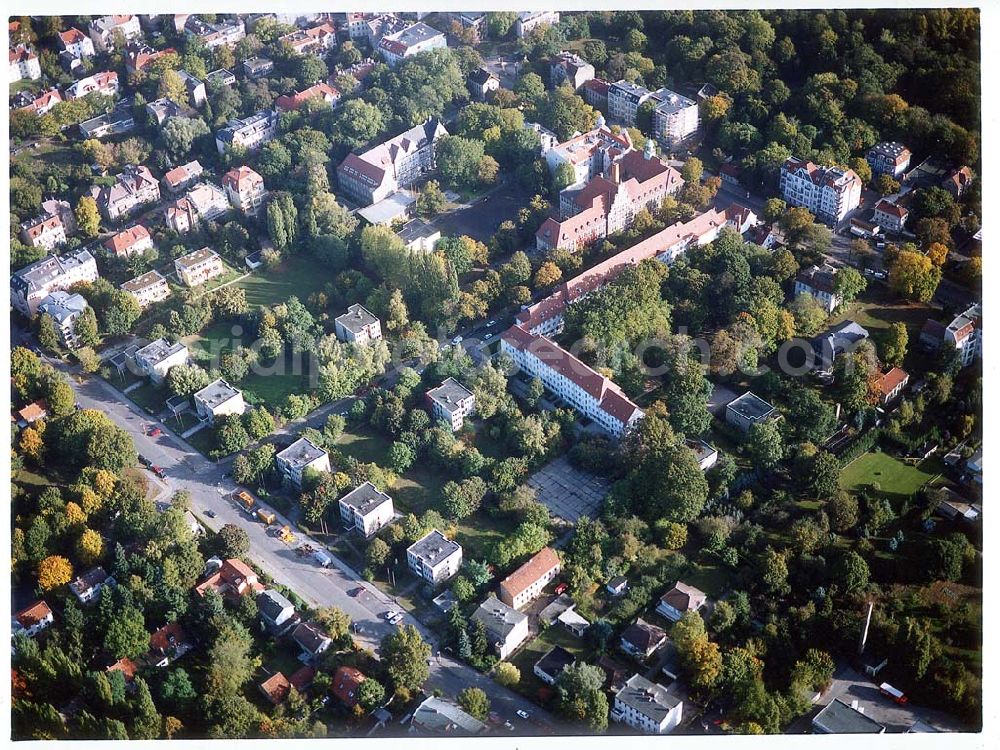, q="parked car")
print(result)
[503,721,514,731]
[348,587,365,597]
[389,613,404,625]
[516,710,530,719]
[205,509,217,518]
[382,611,399,621]
[137,454,152,467]
[151,465,166,479]
[451,335,463,345]
[147,427,162,437]
[483,333,493,341]
[554,582,568,595]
